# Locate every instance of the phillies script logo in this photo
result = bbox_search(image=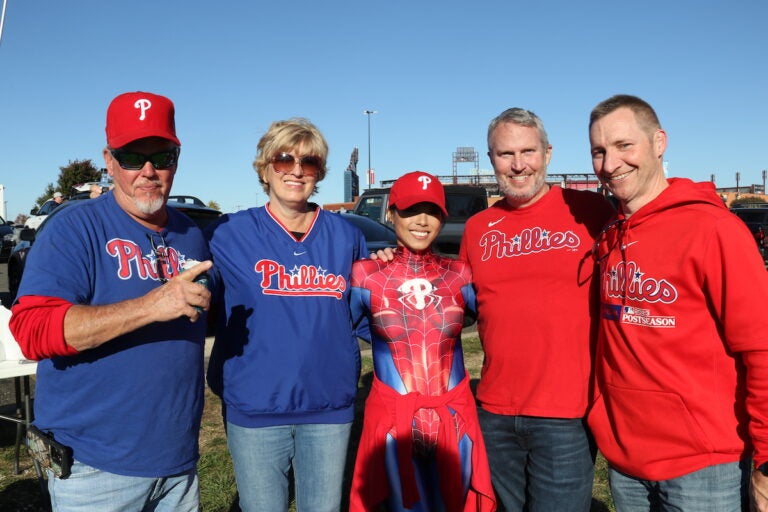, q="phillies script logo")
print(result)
[255,259,346,299]
[603,260,677,304]
[107,239,179,281]
[478,227,580,261]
